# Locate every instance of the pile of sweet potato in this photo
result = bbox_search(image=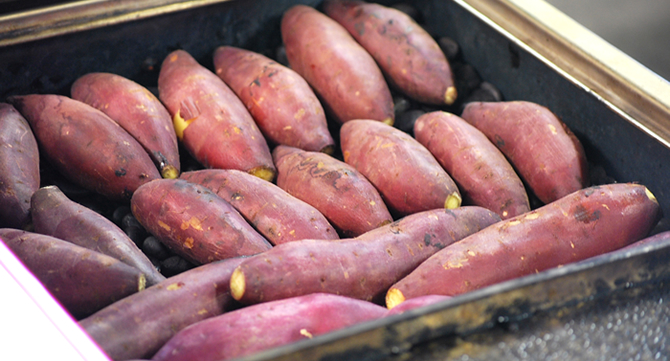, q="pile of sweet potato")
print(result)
[0,1,665,360]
